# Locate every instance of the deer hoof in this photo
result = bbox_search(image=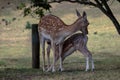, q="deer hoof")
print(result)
[85,68,90,72]
[91,68,95,72]
[52,68,56,72]
[43,67,46,72]
[46,67,52,72]
[58,68,64,72]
